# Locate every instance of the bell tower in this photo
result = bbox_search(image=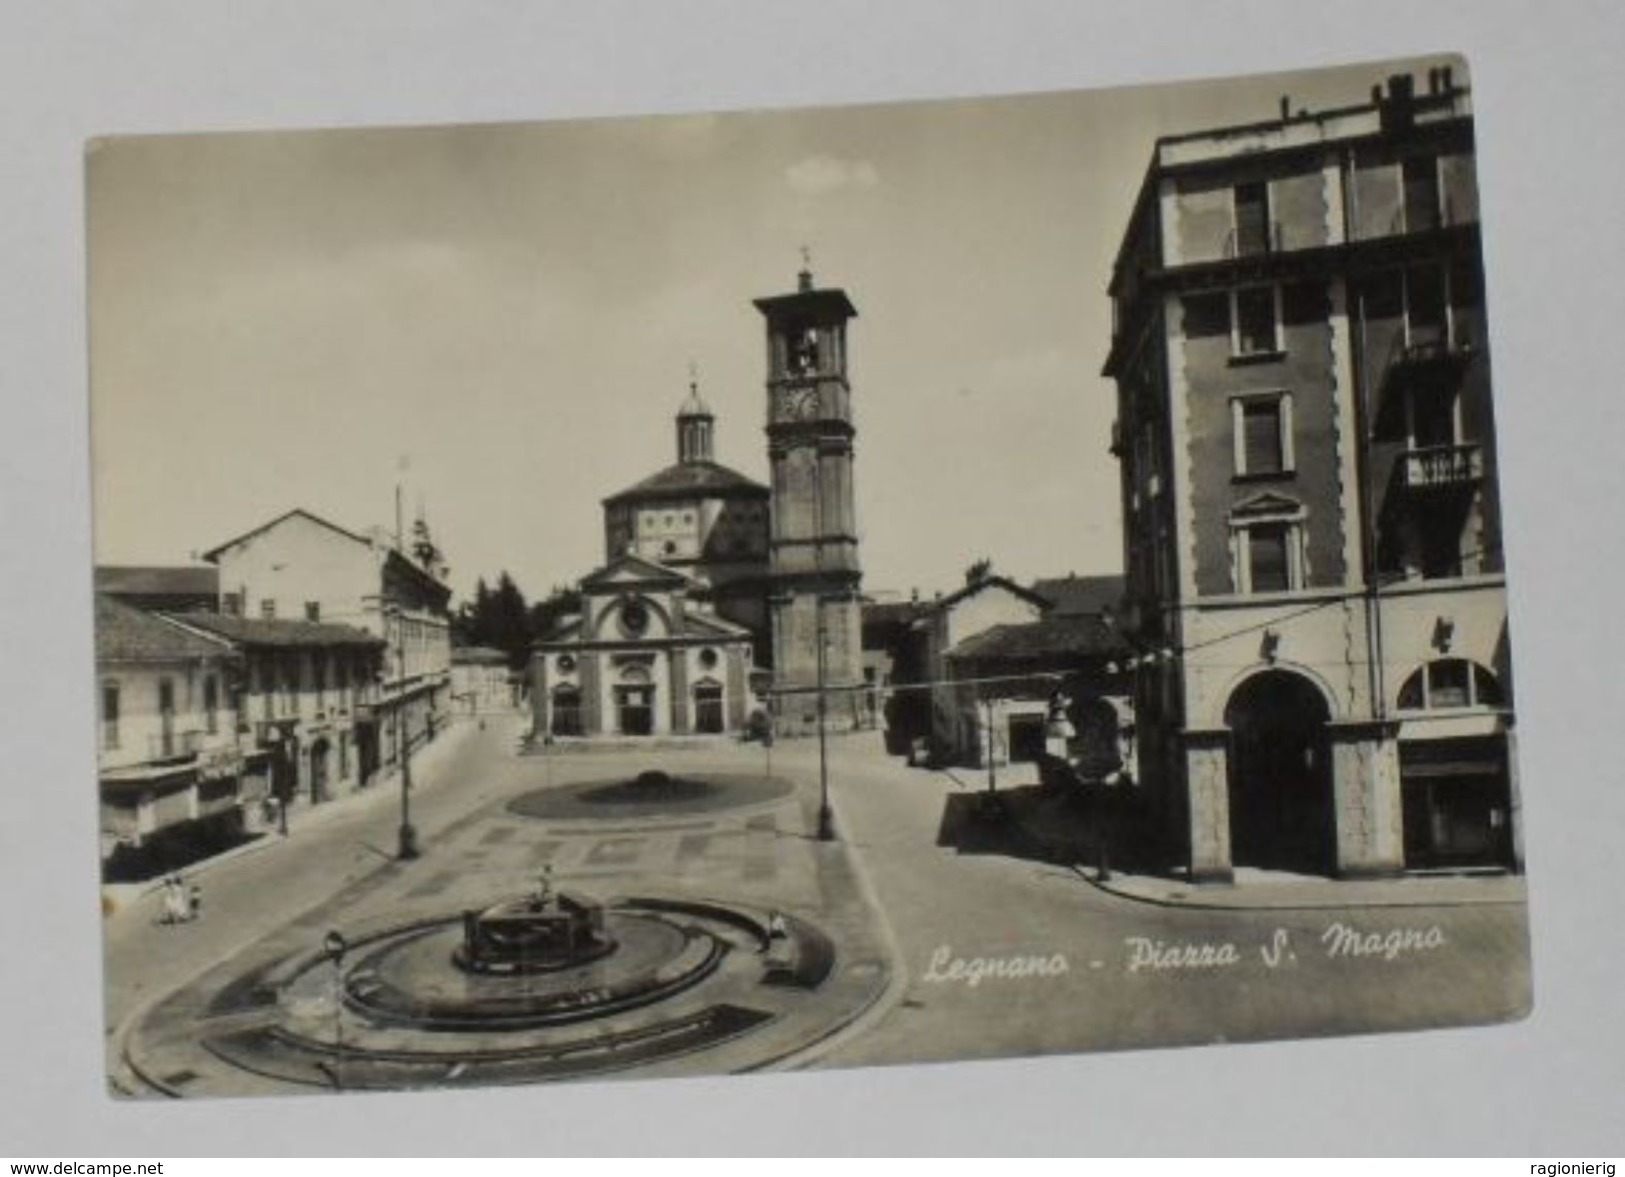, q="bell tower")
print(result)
[755,255,865,734]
